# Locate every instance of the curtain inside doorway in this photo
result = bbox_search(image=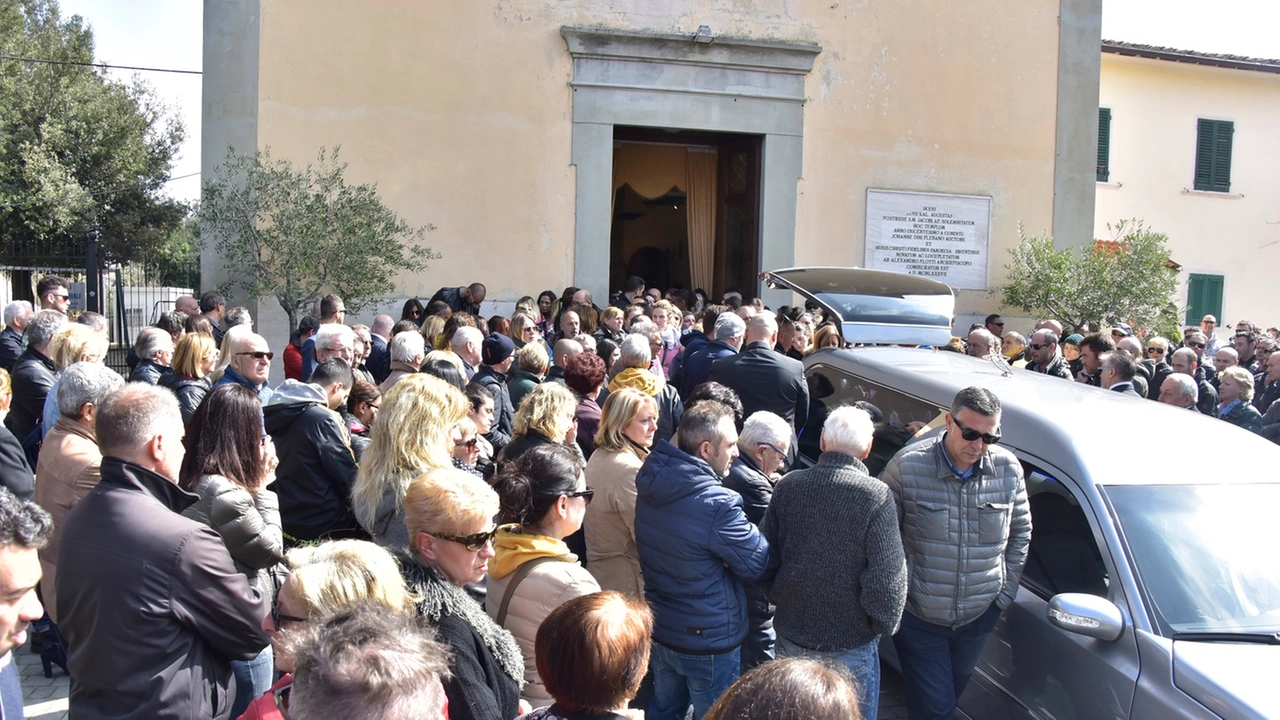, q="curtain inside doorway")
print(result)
[686,147,717,293]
